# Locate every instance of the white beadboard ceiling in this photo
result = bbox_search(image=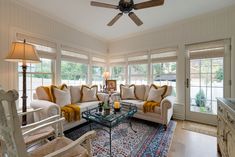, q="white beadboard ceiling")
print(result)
[15,0,235,41]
